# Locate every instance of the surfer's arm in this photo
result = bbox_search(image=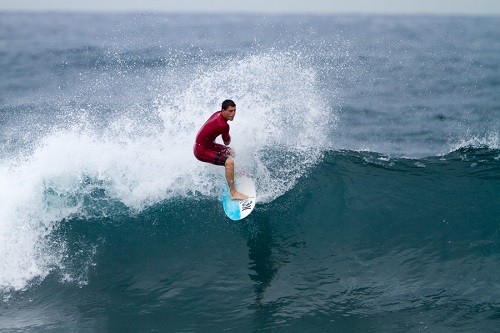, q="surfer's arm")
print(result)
[222,127,231,145]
